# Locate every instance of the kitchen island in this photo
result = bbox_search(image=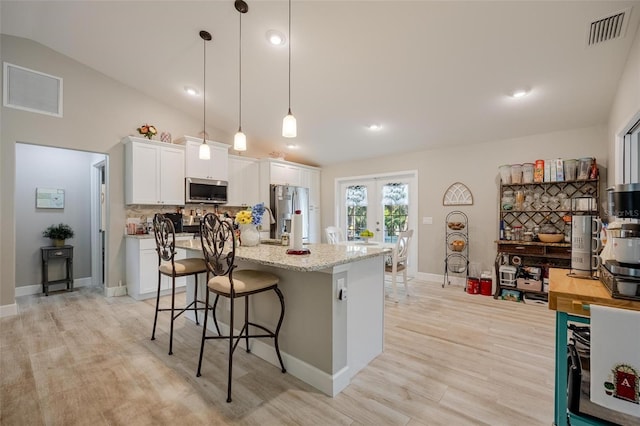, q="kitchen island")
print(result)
[175,240,390,396]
